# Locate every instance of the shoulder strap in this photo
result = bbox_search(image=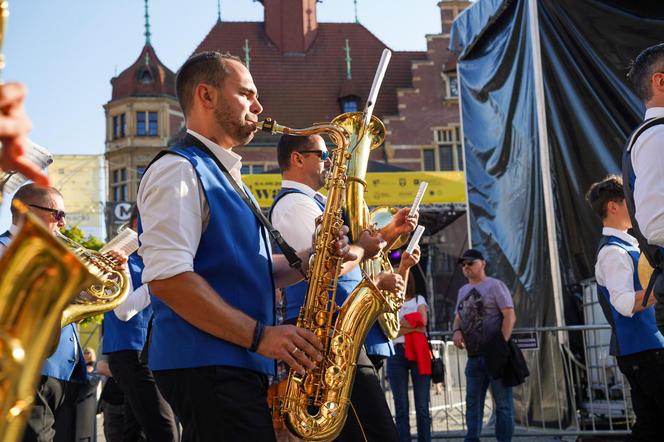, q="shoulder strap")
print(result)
[145,140,305,278]
[622,116,664,305]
